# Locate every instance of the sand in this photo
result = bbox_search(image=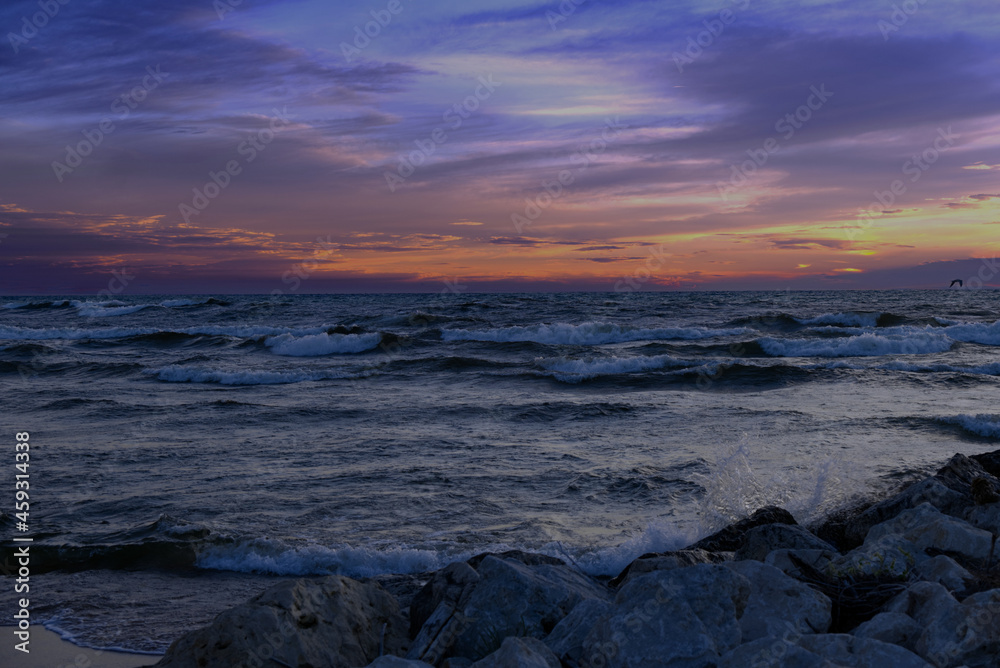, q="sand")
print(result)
[0,626,161,667]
